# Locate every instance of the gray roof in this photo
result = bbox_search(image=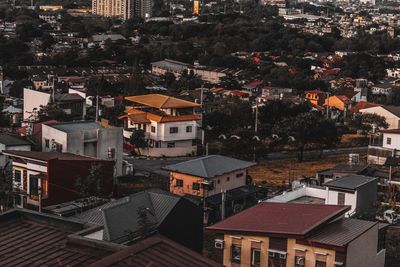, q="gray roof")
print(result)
[54,93,84,102]
[76,189,180,244]
[383,105,400,117]
[151,59,189,73]
[48,121,104,133]
[92,34,126,42]
[0,135,31,146]
[324,174,377,190]
[163,155,256,179]
[307,218,377,247]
